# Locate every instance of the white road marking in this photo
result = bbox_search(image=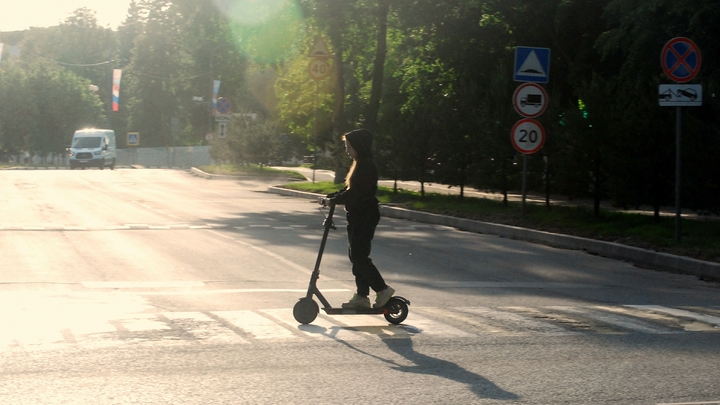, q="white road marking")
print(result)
[214,310,299,340]
[627,305,720,327]
[436,281,599,289]
[82,281,206,289]
[548,306,677,334]
[163,312,249,344]
[460,306,574,335]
